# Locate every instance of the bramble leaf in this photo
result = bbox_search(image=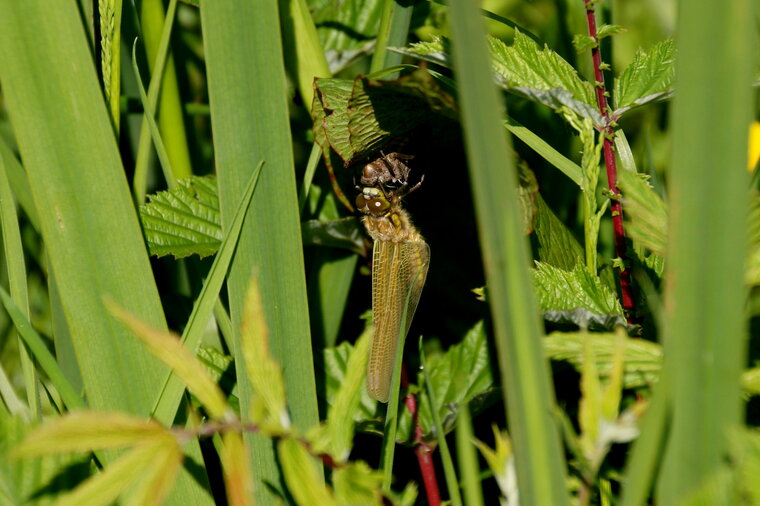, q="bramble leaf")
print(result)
[613,39,675,114]
[397,32,601,123]
[544,331,662,389]
[532,262,625,329]
[139,176,221,258]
